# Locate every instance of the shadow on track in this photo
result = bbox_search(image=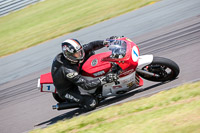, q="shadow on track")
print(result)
[35,81,167,127]
[34,108,84,127]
